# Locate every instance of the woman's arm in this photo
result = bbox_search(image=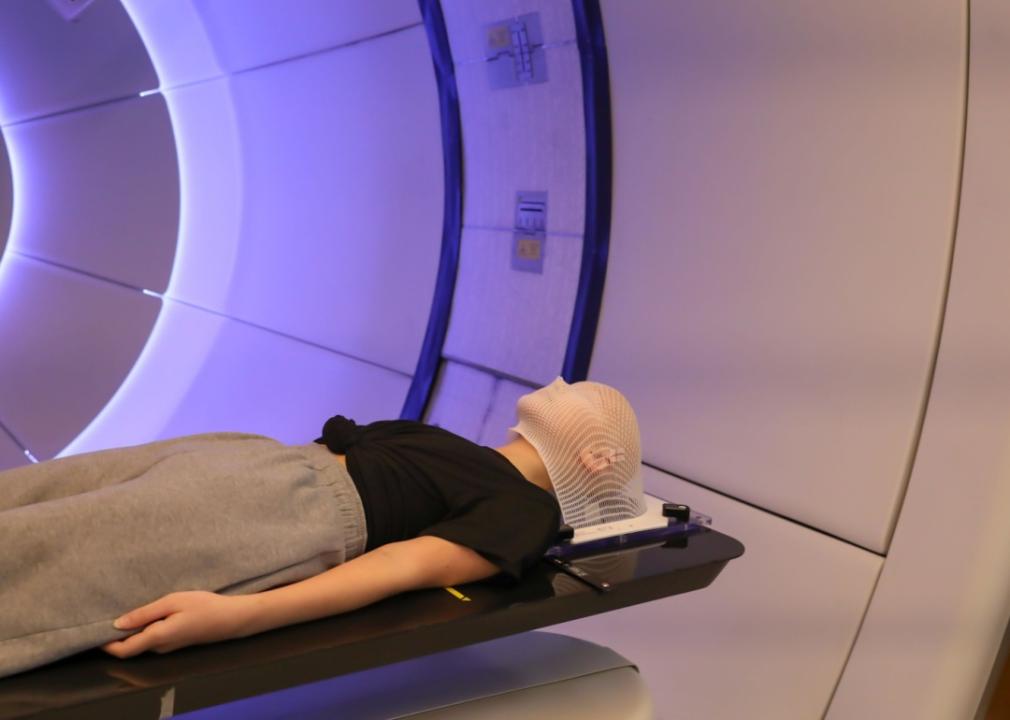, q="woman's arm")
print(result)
[243,534,500,634]
[103,536,500,658]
